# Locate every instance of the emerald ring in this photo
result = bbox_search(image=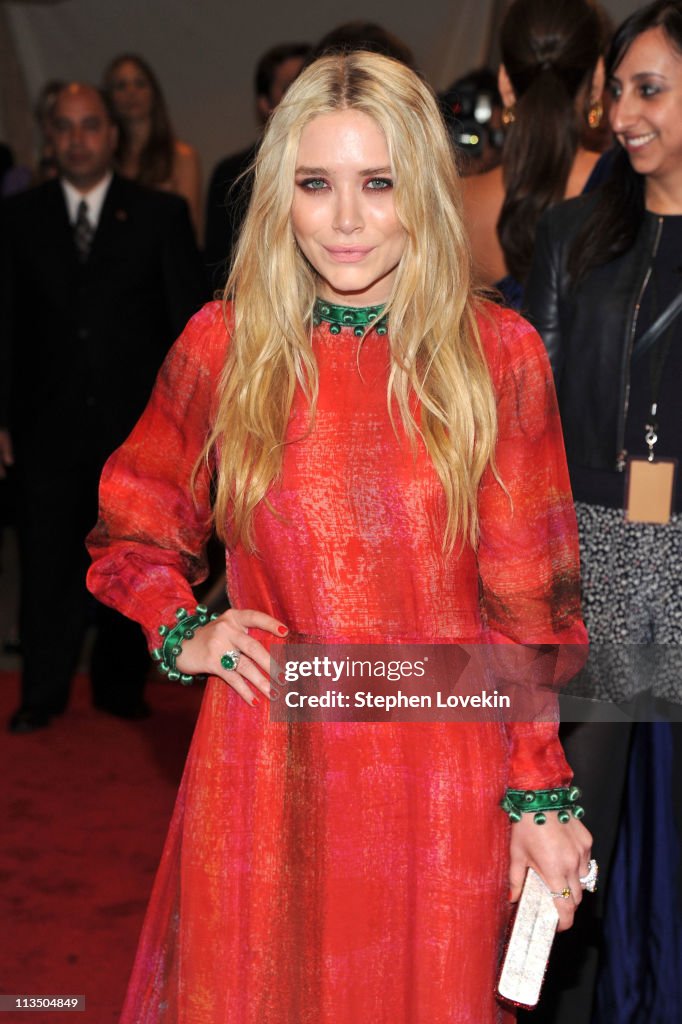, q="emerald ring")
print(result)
[220,650,241,672]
